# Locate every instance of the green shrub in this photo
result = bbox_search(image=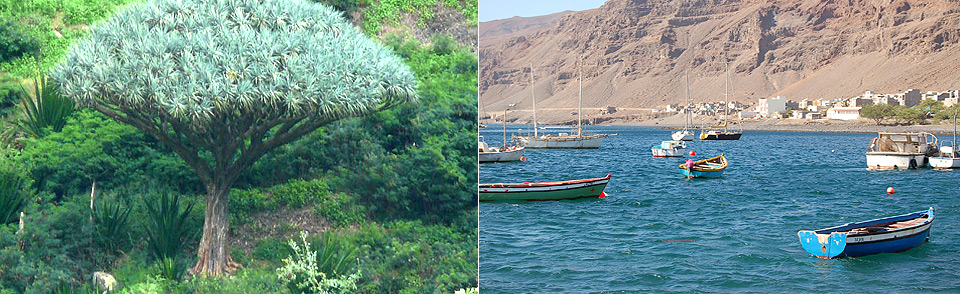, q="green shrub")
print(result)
[277,231,361,294]
[314,192,366,227]
[252,237,293,266]
[16,109,202,198]
[0,20,39,63]
[0,197,121,293]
